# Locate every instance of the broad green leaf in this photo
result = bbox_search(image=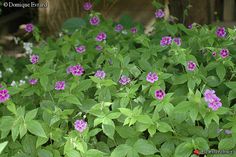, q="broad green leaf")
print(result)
[111,144,131,157]
[38,149,53,157]
[25,109,38,121]
[26,120,47,138]
[134,139,158,155]
[218,138,235,150]
[157,122,173,133]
